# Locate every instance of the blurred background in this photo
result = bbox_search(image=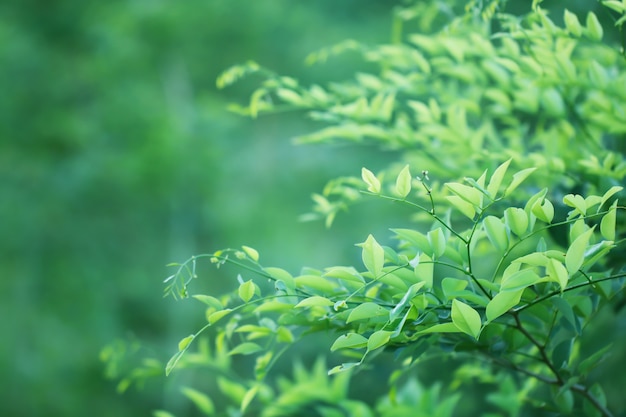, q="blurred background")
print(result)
[0,1,406,416]
[1,1,622,416]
